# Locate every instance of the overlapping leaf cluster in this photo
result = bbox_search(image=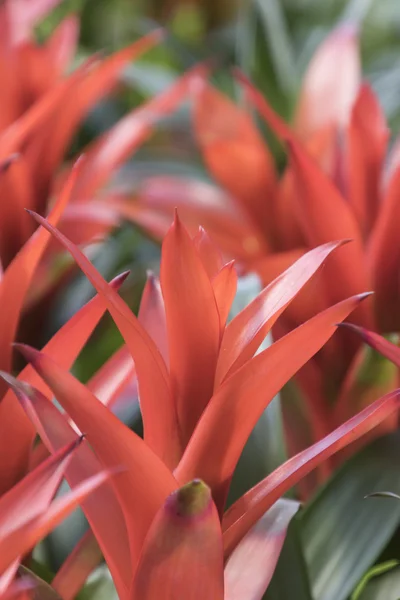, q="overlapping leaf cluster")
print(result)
[1,2,400,599]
